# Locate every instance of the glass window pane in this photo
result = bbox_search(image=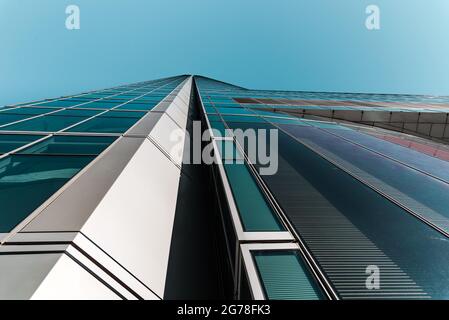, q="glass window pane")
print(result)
[87,99,122,104]
[0,154,95,232]
[0,113,35,126]
[214,103,242,108]
[209,121,229,137]
[34,100,86,107]
[263,117,306,125]
[1,115,88,132]
[281,125,449,235]
[54,109,101,117]
[112,95,140,100]
[216,107,254,115]
[115,103,156,111]
[77,101,121,109]
[5,107,58,115]
[66,116,139,133]
[253,250,325,300]
[223,115,266,123]
[207,115,222,122]
[101,110,146,118]
[205,107,217,114]
[217,141,244,161]
[78,95,109,100]
[18,135,117,155]
[261,127,449,299]
[329,127,449,182]
[223,162,284,231]
[0,134,43,153]
[133,98,162,104]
